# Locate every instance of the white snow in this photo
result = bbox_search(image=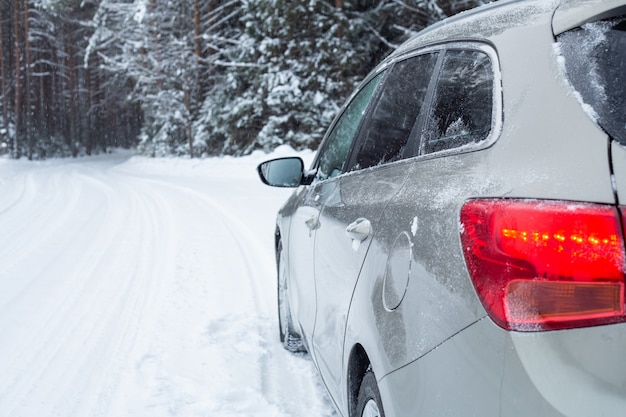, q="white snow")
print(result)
[553,20,615,124]
[0,147,336,417]
[411,216,418,237]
